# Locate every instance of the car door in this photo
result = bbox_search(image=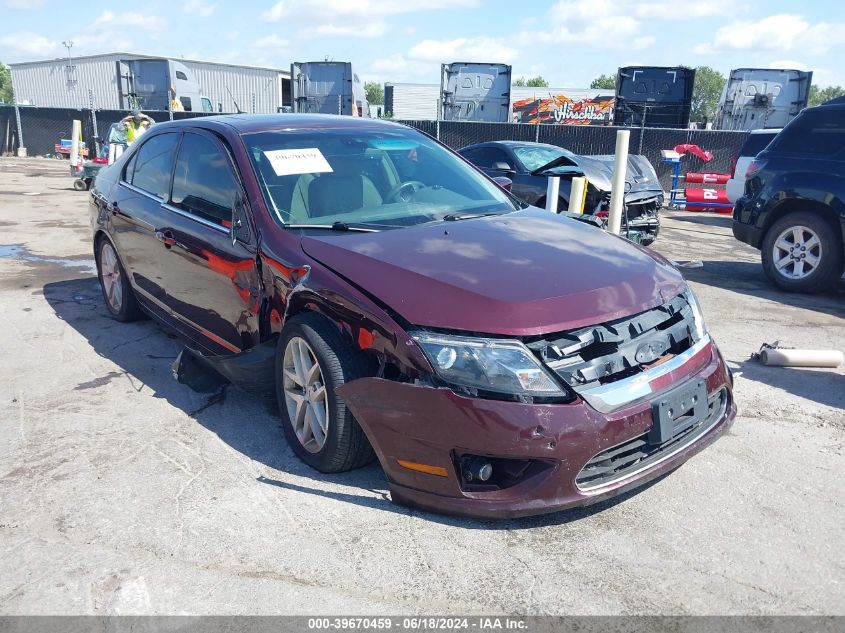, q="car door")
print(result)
[110,131,181,309]
[153,129,261,355]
